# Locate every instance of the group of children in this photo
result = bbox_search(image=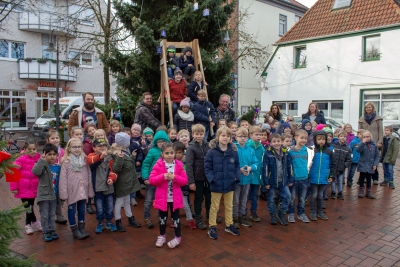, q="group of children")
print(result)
[9,113,398,247]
